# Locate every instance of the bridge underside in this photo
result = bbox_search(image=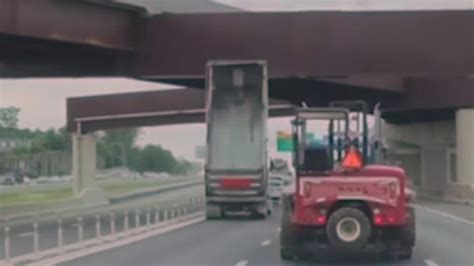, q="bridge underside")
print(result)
[0,1,472,128]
